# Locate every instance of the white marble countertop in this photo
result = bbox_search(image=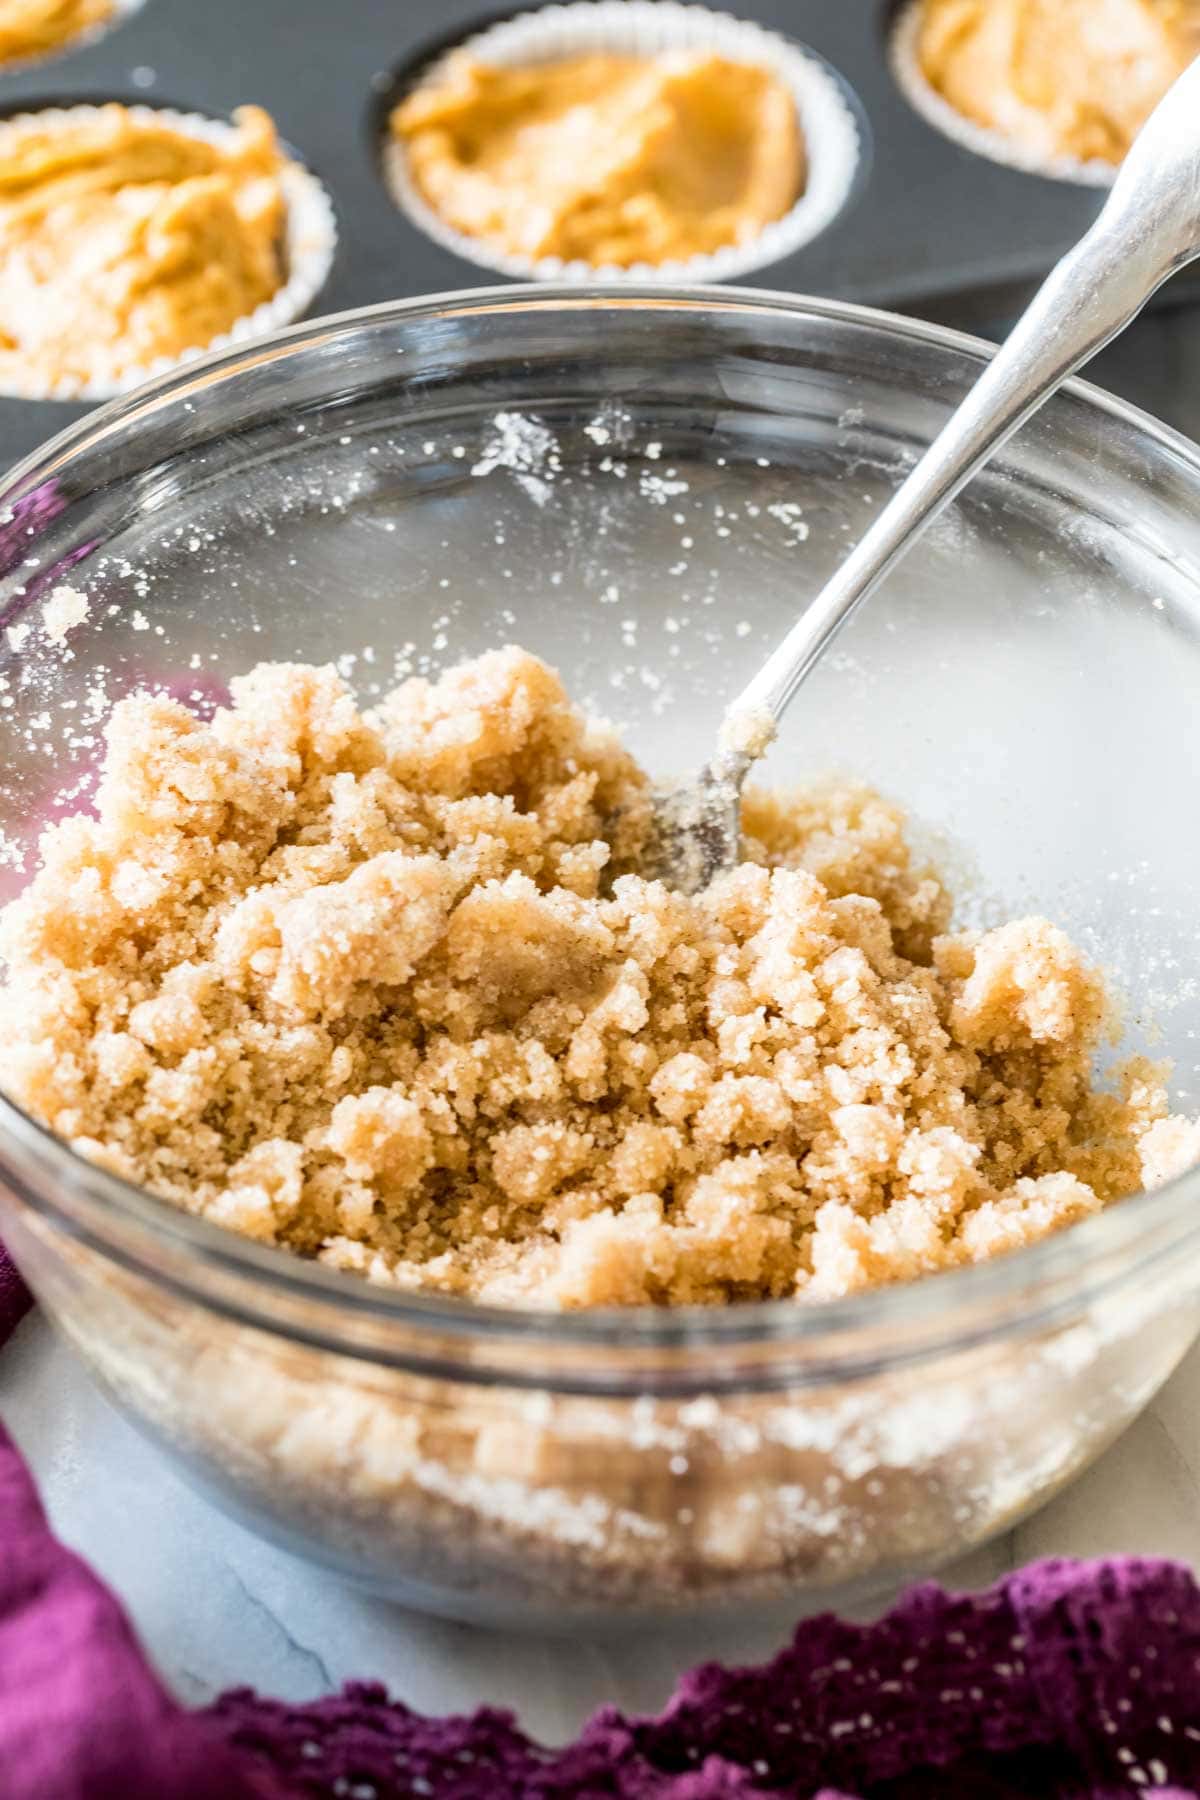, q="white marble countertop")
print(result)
[3,1306,1200,1748]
